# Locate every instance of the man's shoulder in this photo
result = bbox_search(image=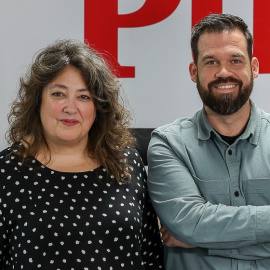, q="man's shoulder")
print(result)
[259,108,270,122]
[154,111,201,136]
